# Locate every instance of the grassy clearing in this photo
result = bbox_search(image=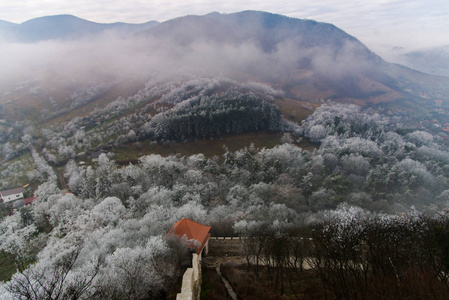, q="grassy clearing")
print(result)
[40,80,145,127]
[221,264,325,300]
[275,98,318,124]
[200,267,229,300]
[0,251,17,282]
[113,131,319,163]
[0,152,36,193]
[297,138,319,152]
[0,98,44,124]
[113,132,285,162]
